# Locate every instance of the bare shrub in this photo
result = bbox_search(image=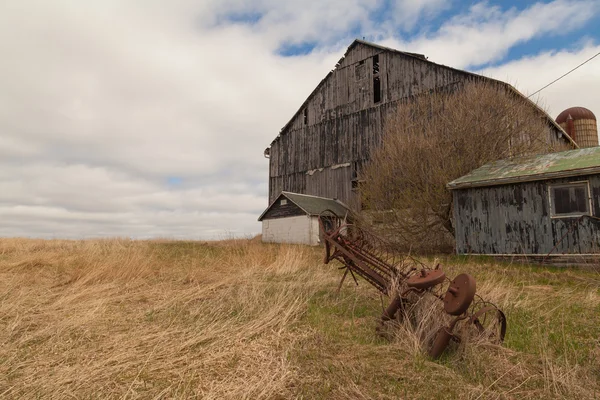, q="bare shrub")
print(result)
[360,81,570,253]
